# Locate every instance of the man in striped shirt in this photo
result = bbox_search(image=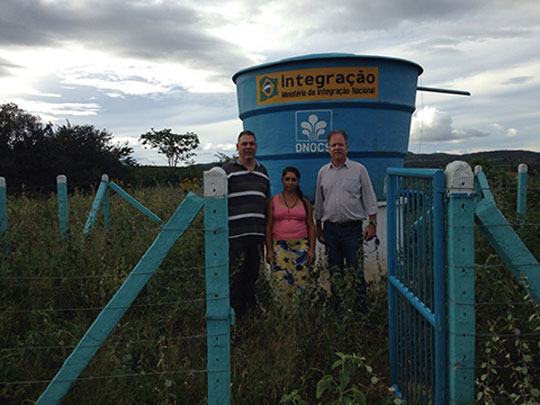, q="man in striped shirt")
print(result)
[223,130,270,319]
